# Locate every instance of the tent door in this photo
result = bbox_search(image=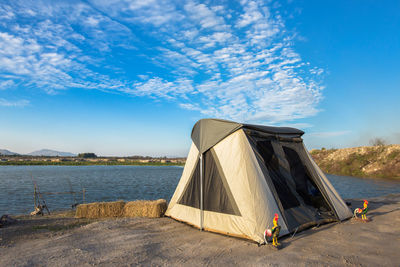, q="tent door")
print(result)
[177,149,241,216]
[248,135,336,232]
